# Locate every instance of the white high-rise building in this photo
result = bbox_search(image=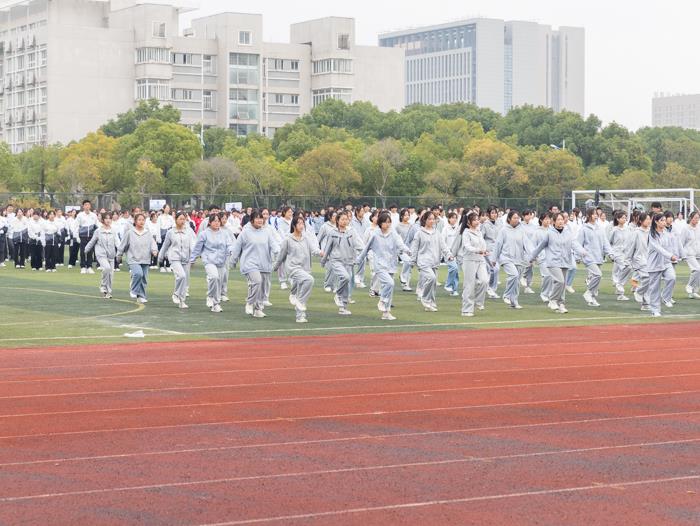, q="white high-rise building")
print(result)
[652,94,700,131]
[0,0,405,153]
[378,18,585,116]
